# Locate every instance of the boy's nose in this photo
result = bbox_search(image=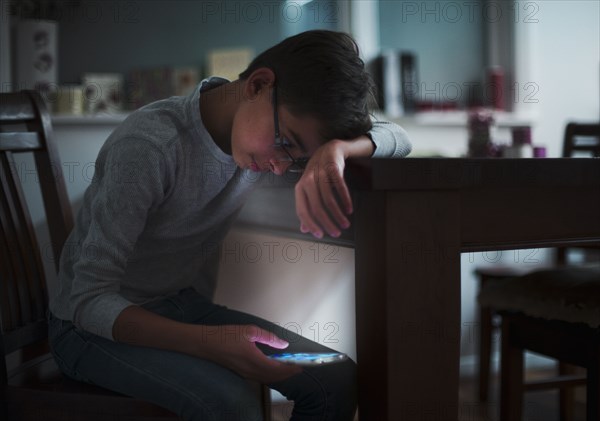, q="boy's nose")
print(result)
[269,159,291,175]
